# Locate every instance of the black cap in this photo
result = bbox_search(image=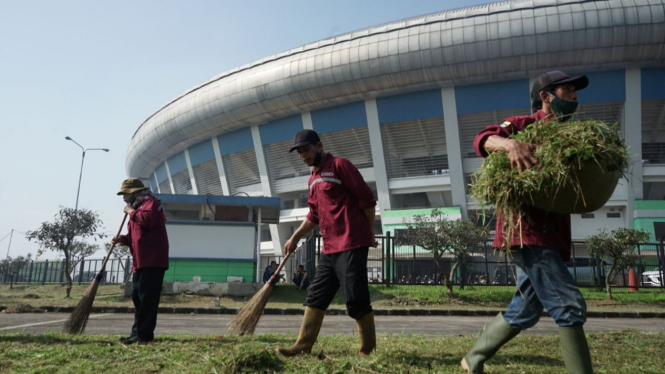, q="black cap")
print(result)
[531,70,589,108]
[289,129,321,152]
